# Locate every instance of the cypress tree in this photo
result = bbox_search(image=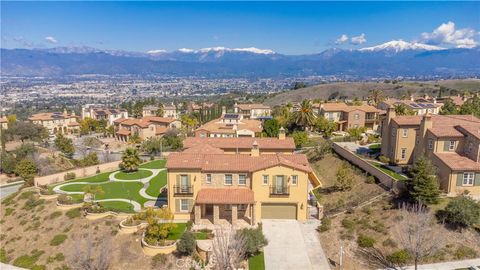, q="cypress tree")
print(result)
[407,156,440,204]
